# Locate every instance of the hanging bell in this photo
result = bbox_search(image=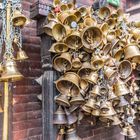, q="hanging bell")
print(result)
[12,9,27,27]
[100,102,116,117]
[84,17,97,27]
[52,23,67,41]
[118,60,132,79]
[100,85,109,95]
[107,88,117,100]
[0,59,23,82]
[65,127,81,140]
[78,62,93,78]
[67,3,75,10]
[47,13,56,21]
[65,31,82,50]
[81,105,91,115]
[16,48,28,61]
[70,94,85,105]
[78,7,88,17]
[91,109,100,116]
[106,31,116,42]
[53,0,60,7]
[84,71,98,84]
[53,106,67,125]
[101,23,109,36]
[90,85,101,97]
[55,94,70,107]
[98,6,111,20]
[124,44,140,63]
[53,52,72,72]
[113,79,130,97]
[55,72,80,95]
[49,42,69,53]
[106,18,116,29]
[82,26,102,51]
[43,20,57,36]
[91,55,104,70]
[103,43,112,55]
[65,108,77,125]
[60,4,69,12]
